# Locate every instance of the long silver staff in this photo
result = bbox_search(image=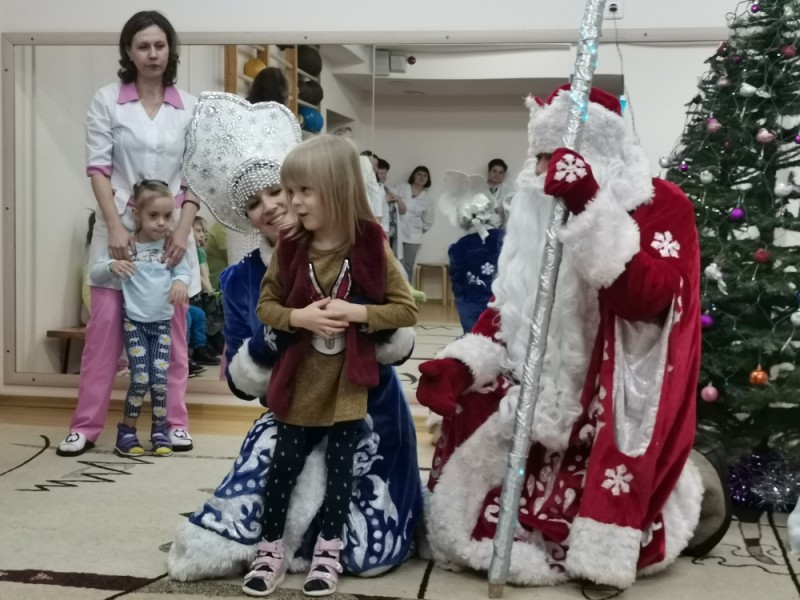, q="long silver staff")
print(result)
[487,1,607,597]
